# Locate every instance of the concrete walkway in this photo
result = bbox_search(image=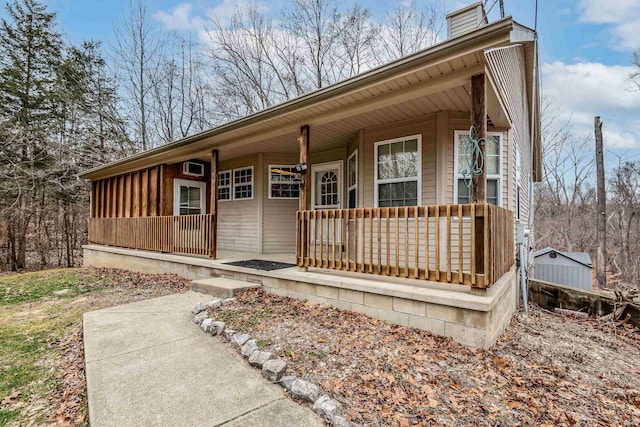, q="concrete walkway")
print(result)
[83,291,323,427]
